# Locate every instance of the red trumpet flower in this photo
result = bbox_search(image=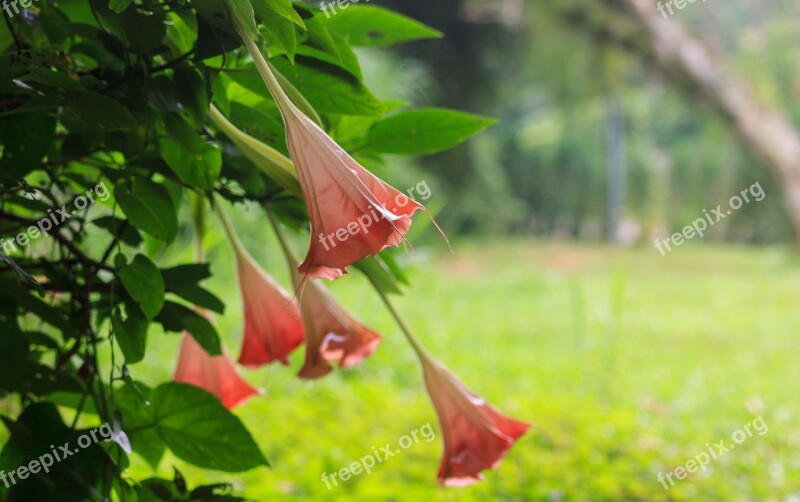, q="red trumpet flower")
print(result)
[217,201,305,368]
[174,333,260,410]
[421,356,529,486]
[295,277,382,379]
[241,32,425,280]
[234,245,305,368]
